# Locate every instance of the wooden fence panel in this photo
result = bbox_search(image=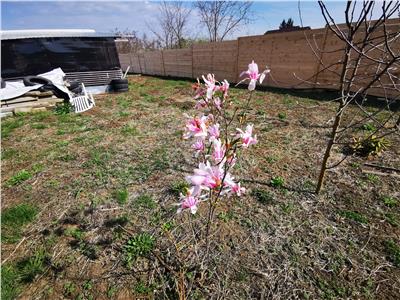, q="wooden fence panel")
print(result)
[193,43,213,79]
[117,18,399,98]
[163,48,192,77]
[143,51,164,76]
[212,40,238,82]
